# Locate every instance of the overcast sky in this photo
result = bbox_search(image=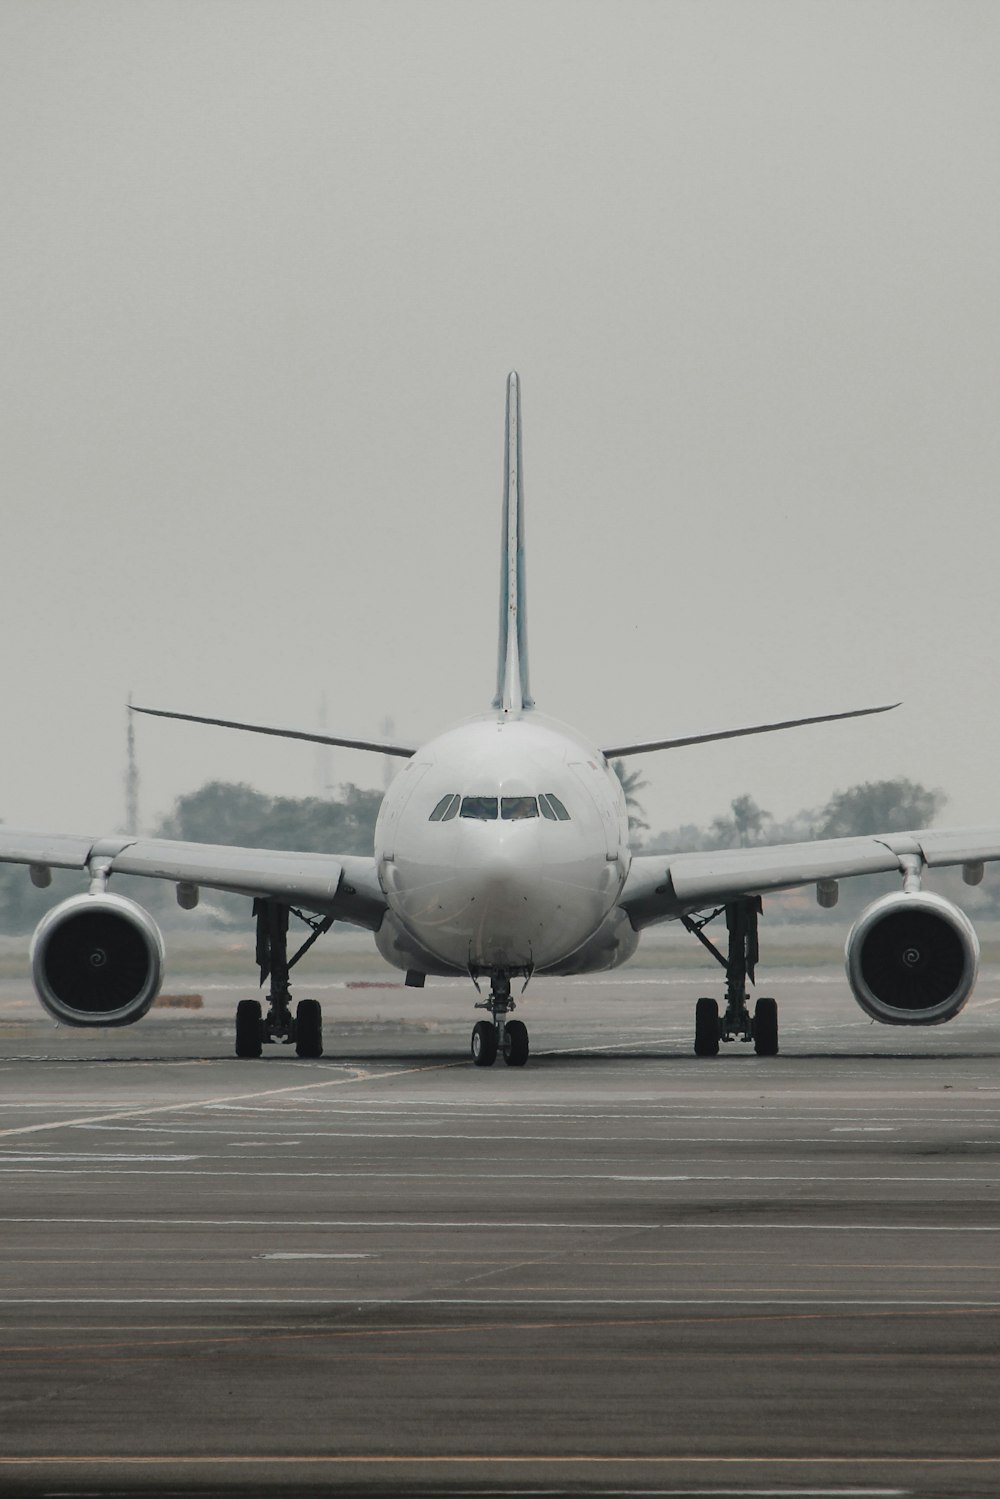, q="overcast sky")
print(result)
[1,0,997,841]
